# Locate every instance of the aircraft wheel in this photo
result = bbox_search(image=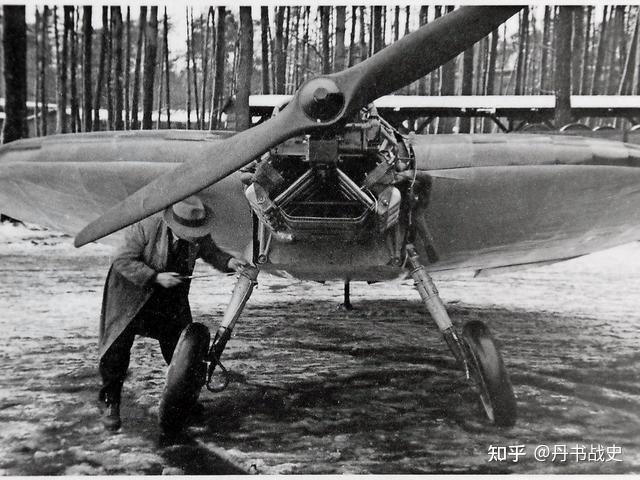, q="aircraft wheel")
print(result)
[461,320,516,427]
[159,322,211,433]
